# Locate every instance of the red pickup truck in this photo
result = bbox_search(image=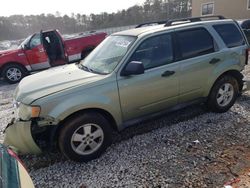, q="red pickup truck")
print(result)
[0,30,107,83]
